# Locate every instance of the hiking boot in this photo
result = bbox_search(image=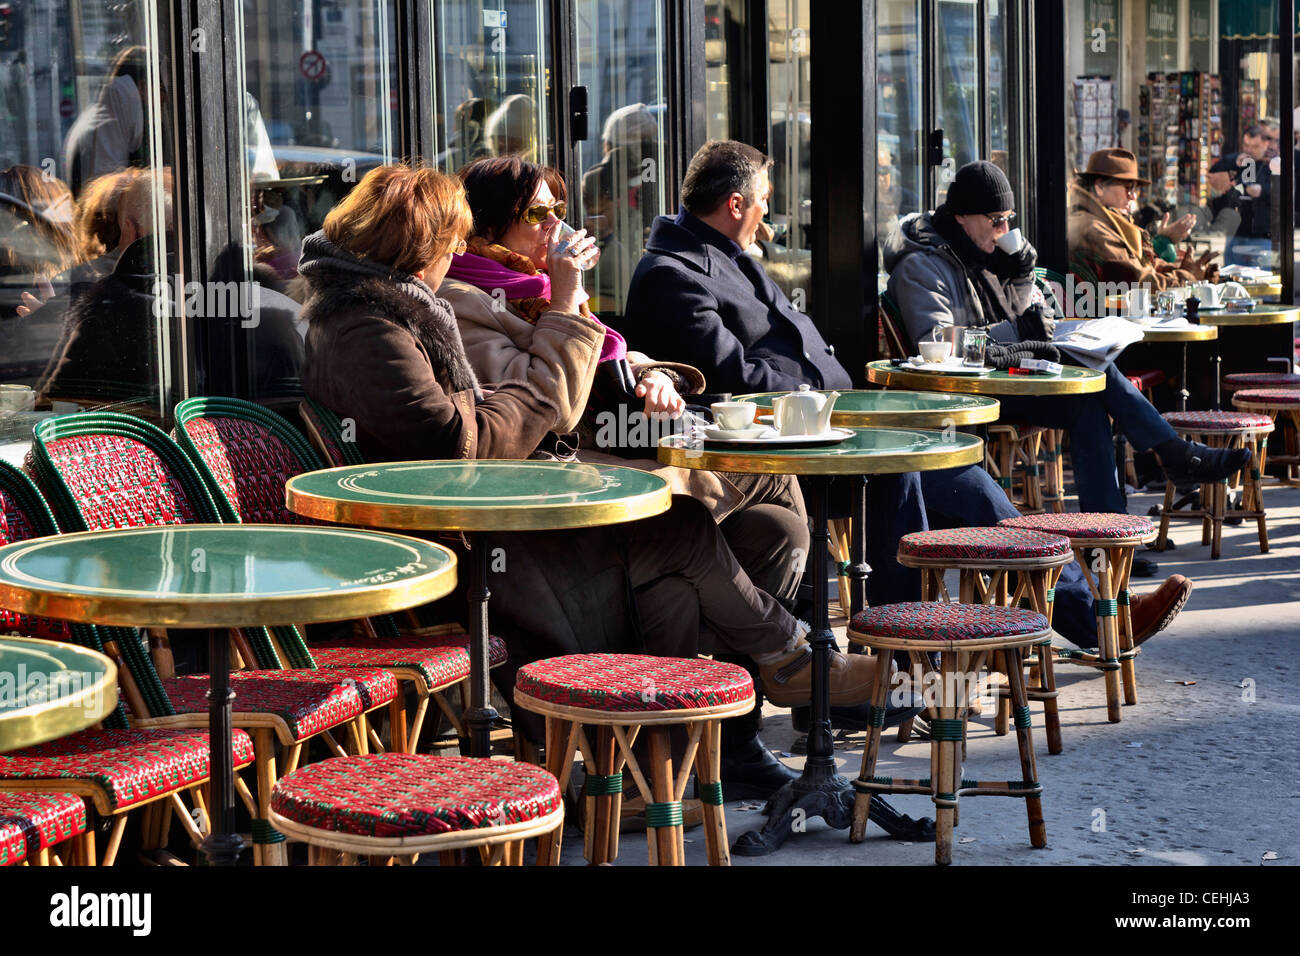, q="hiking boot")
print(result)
[1161,441,1252,486]
[758,637,875,707]
[1129,574,1193,646]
